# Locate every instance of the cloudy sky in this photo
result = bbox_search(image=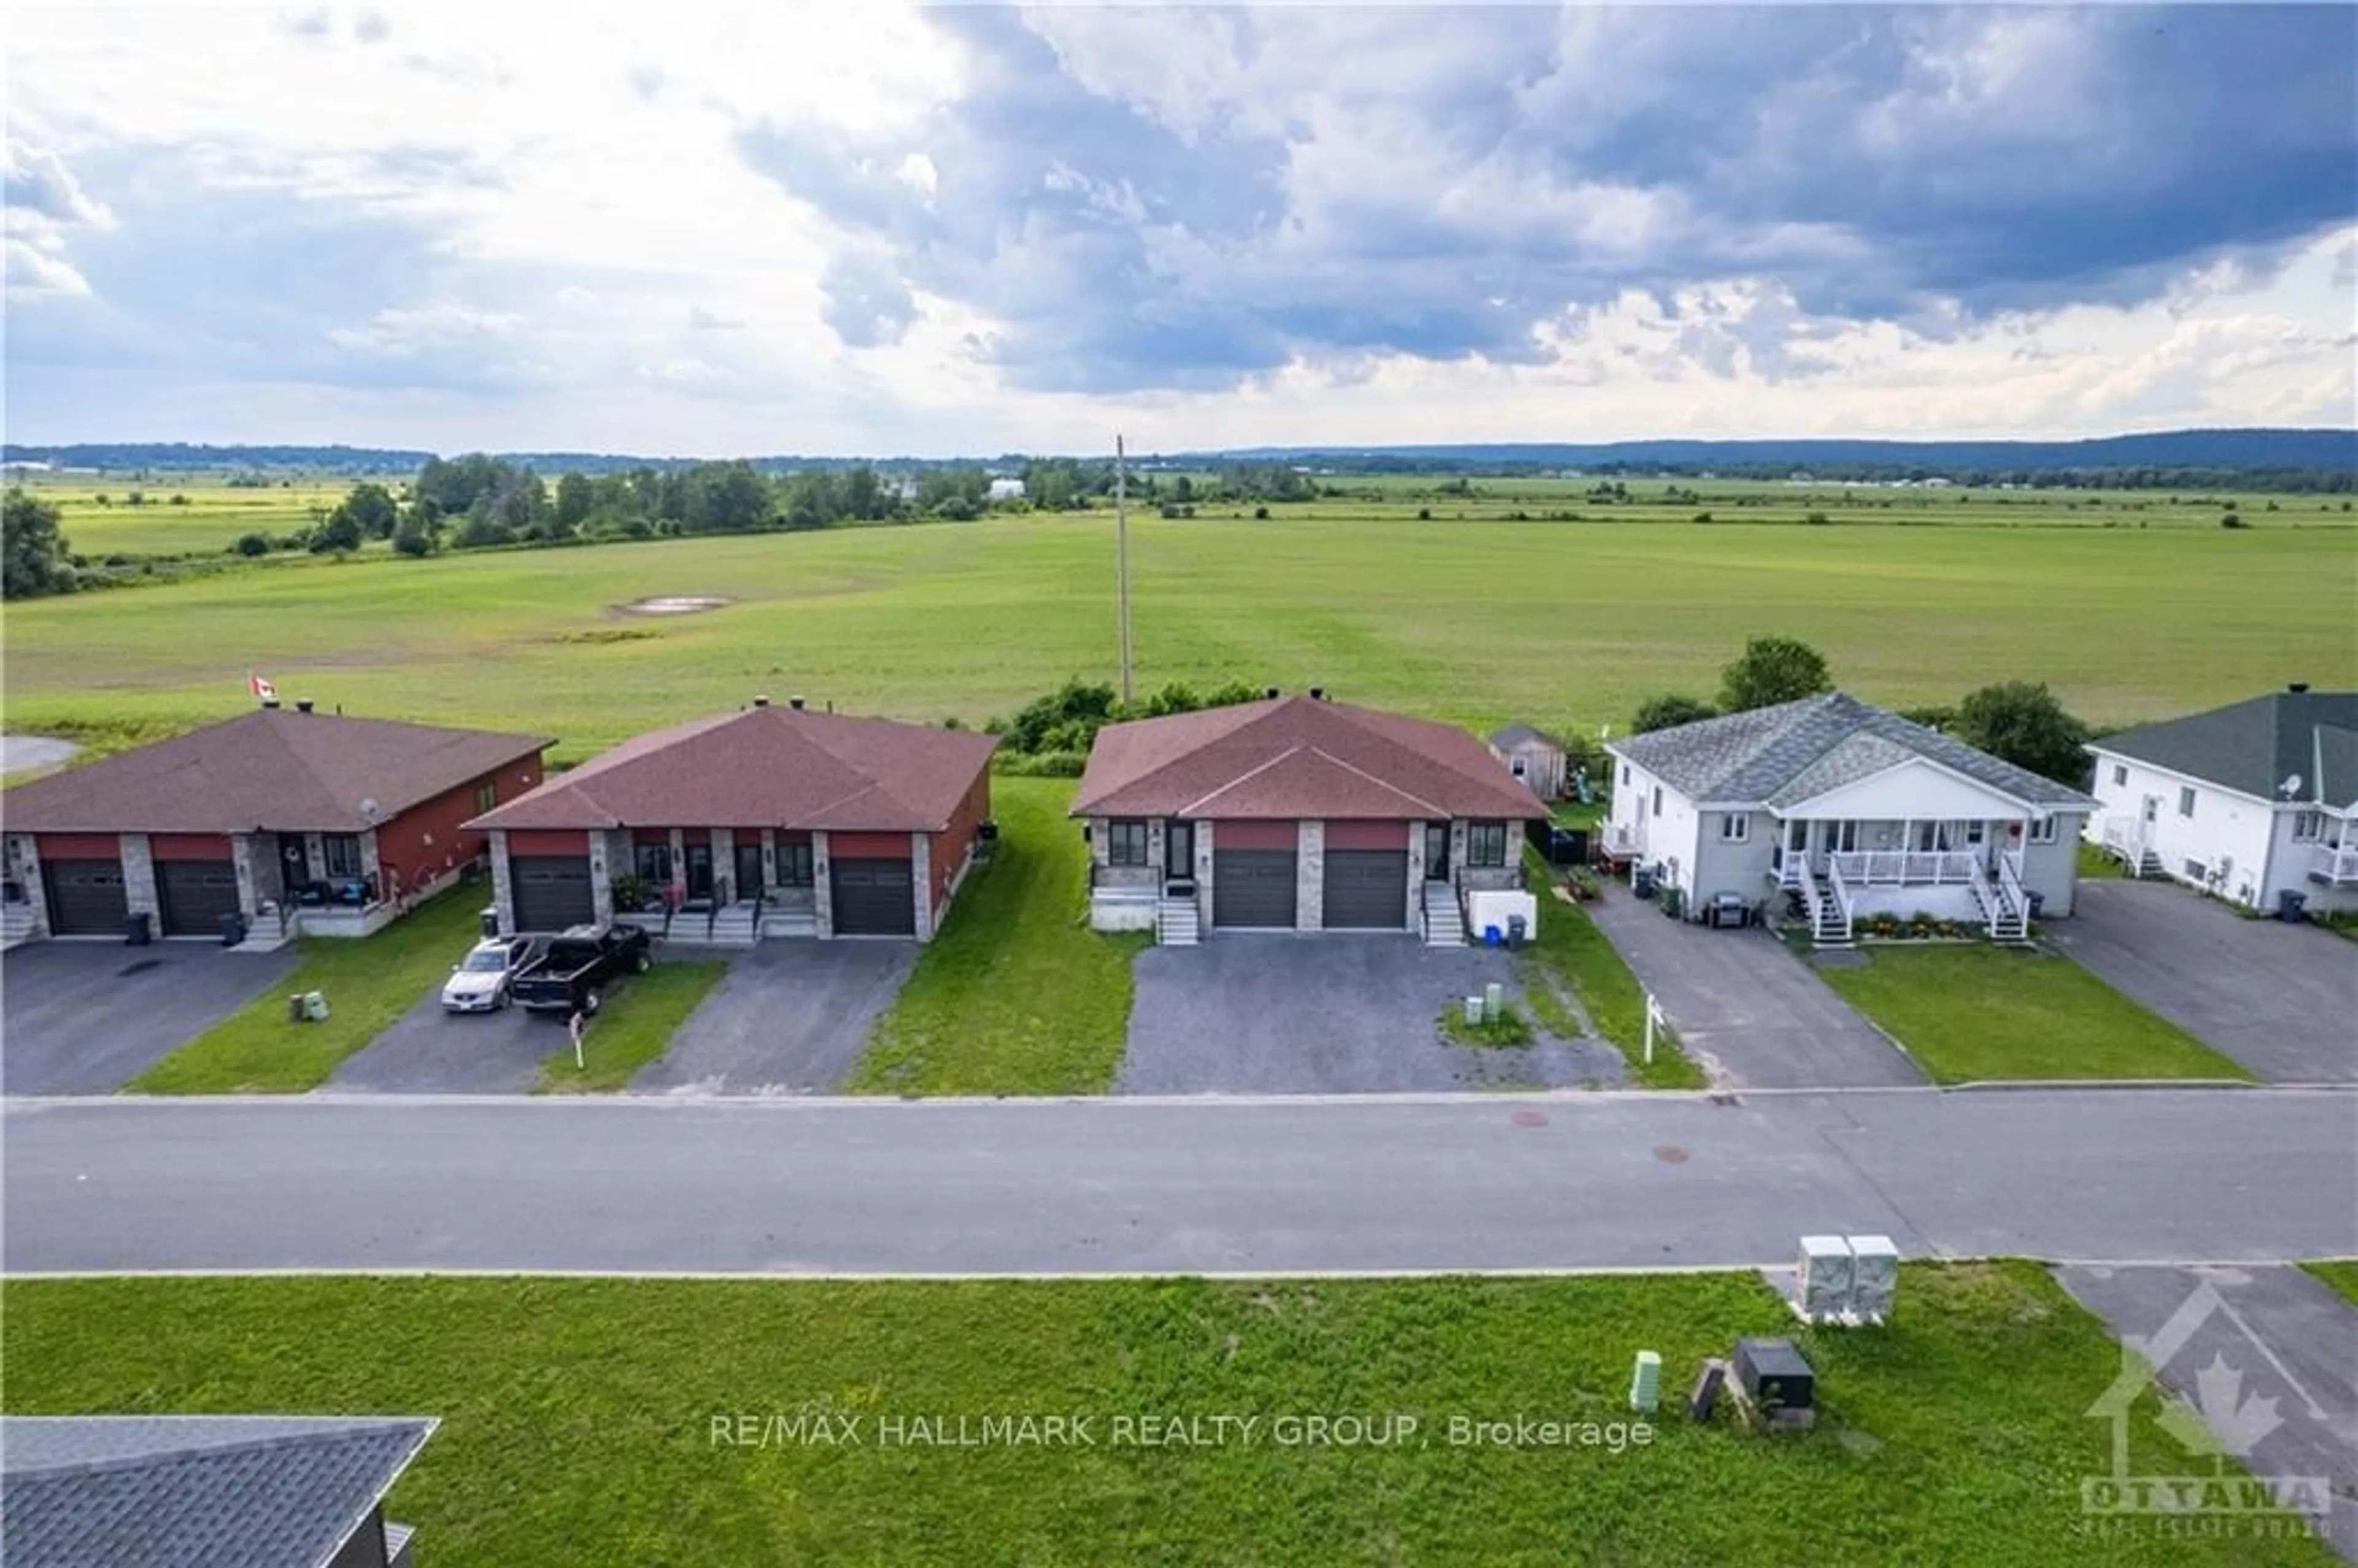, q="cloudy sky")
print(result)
[6,3,2354,456]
